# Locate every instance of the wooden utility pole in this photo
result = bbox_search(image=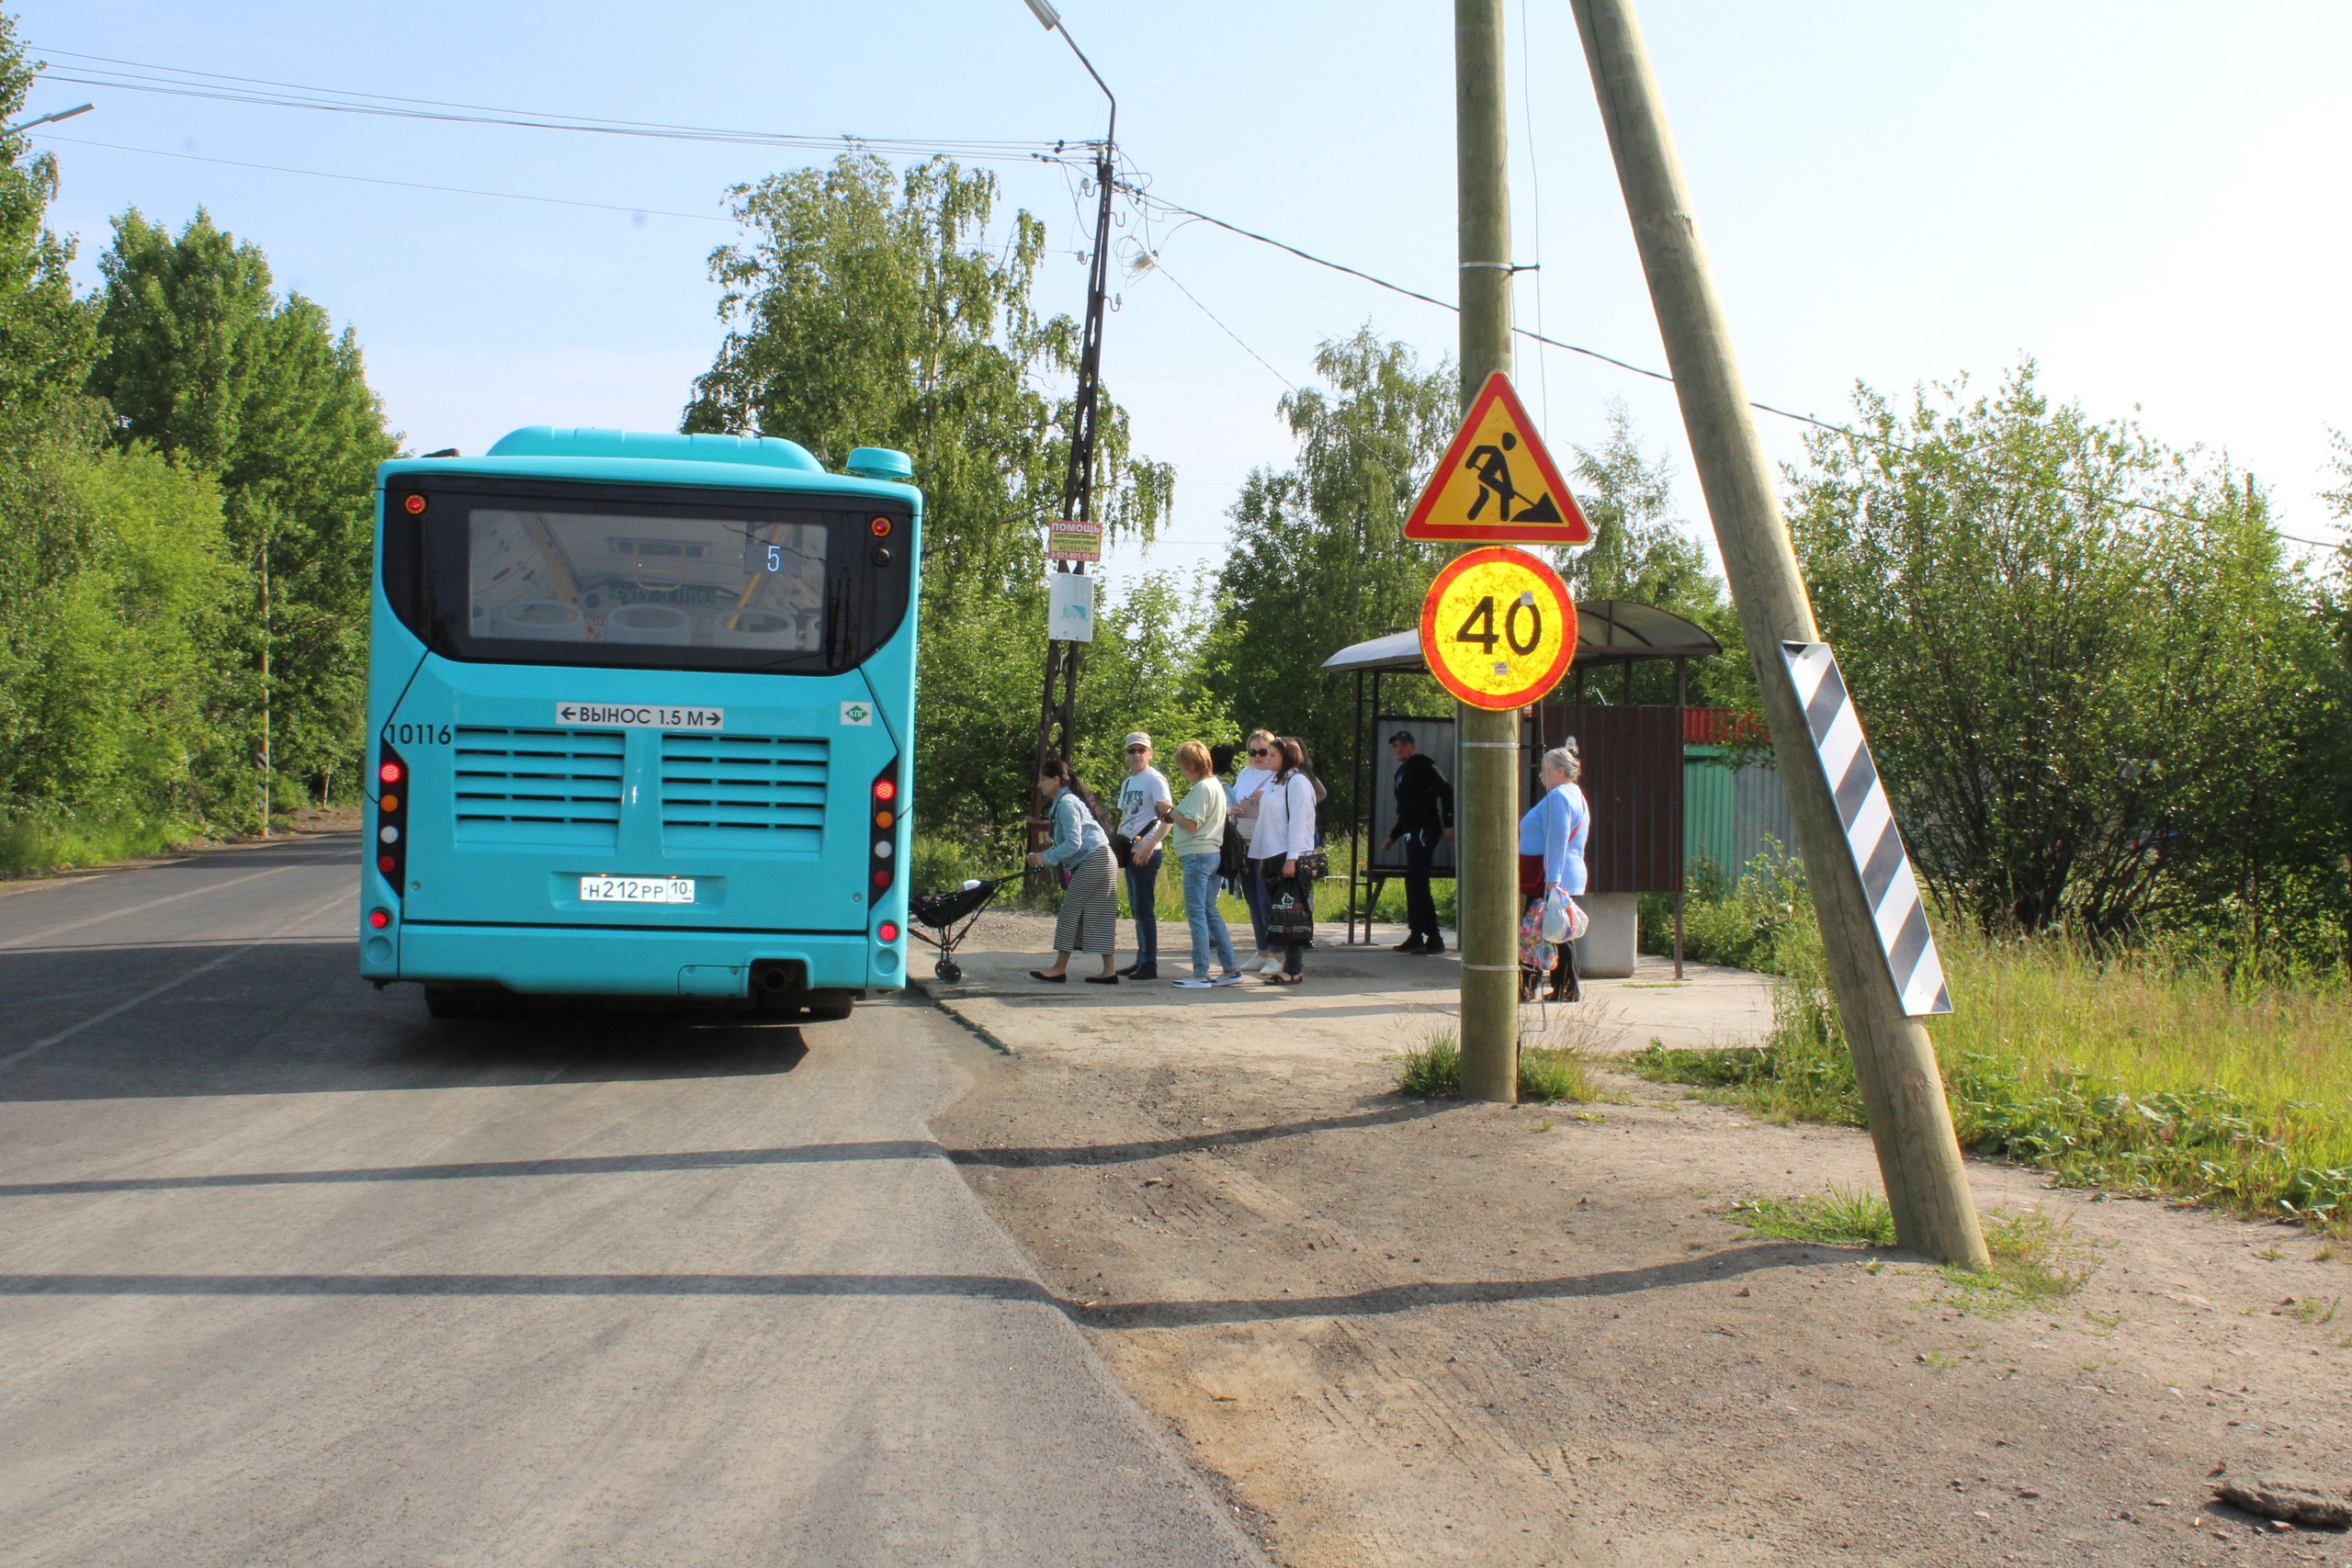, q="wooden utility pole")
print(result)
[1453,0,1519,1102]
[258,535,271,838]
[1567,0,1986,1266]
[1023,0,1116,890]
